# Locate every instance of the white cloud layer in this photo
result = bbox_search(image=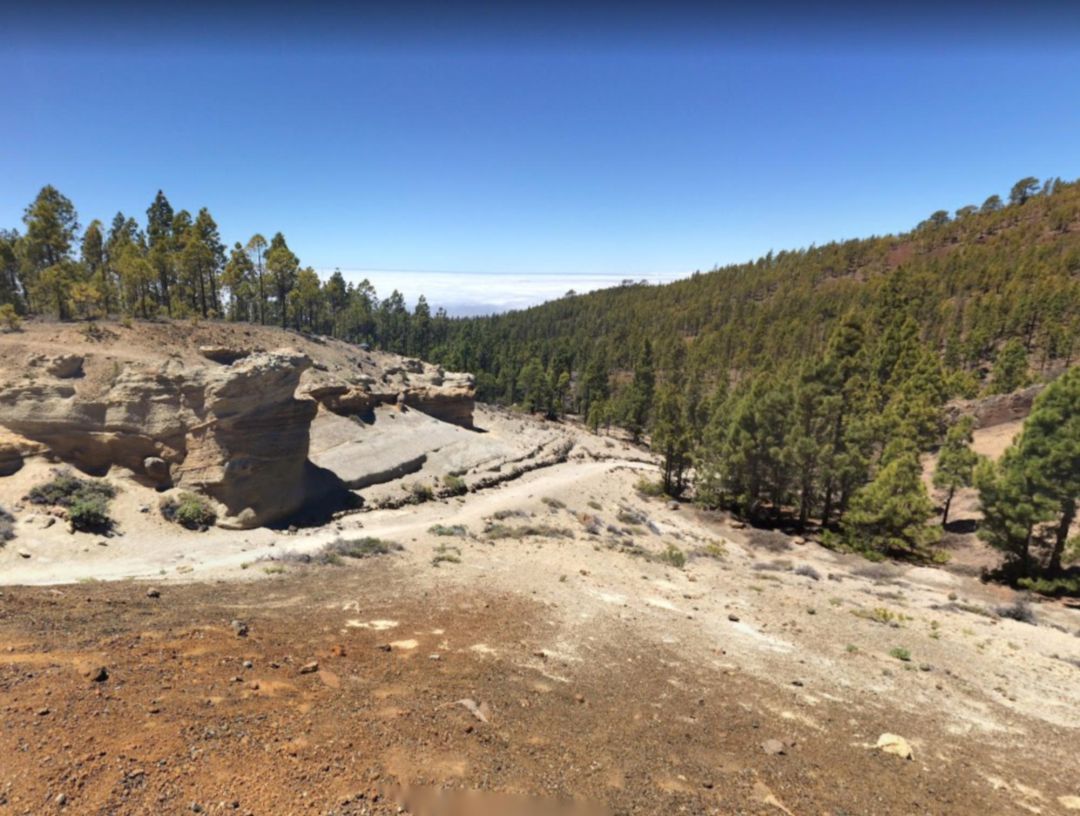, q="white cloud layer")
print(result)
[321,269,688,317]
